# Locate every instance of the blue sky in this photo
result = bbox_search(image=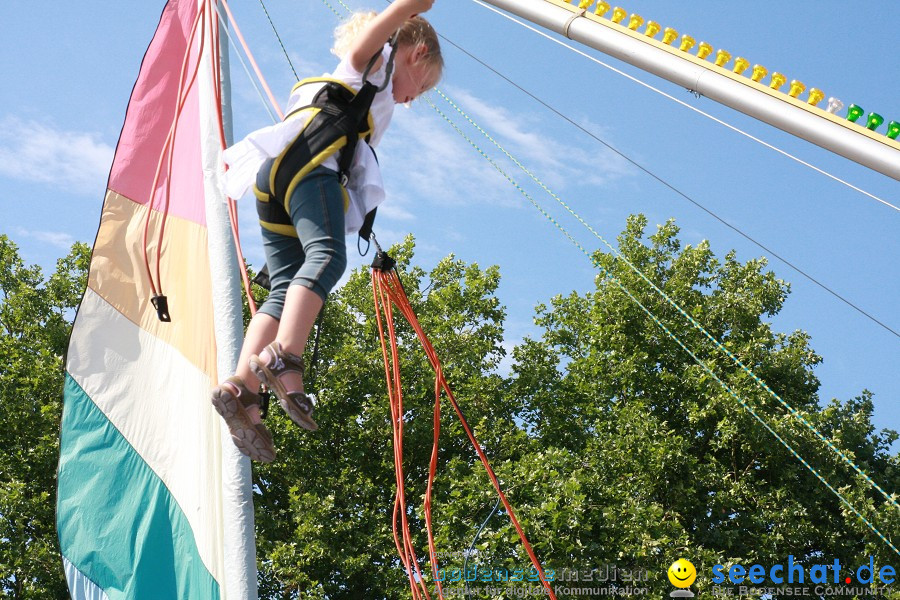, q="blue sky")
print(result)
[1,0,897,450]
